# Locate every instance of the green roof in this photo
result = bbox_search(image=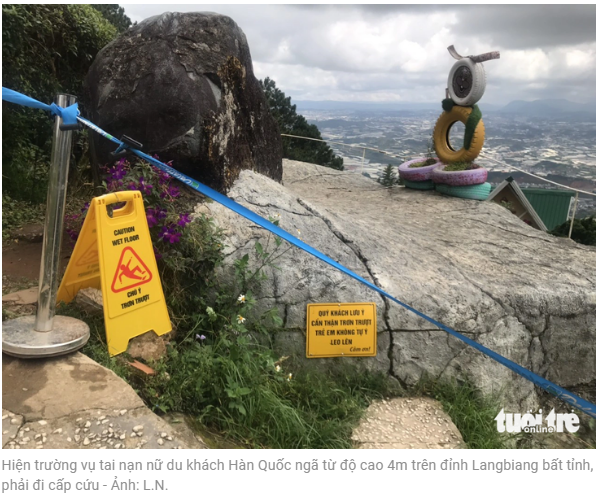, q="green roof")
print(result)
[521,189,574,231]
